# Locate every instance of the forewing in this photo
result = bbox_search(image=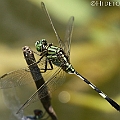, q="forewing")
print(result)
[64,16,74,59]
[0,56,51,89]
[41,2,65,48]
[0,68,33,89]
